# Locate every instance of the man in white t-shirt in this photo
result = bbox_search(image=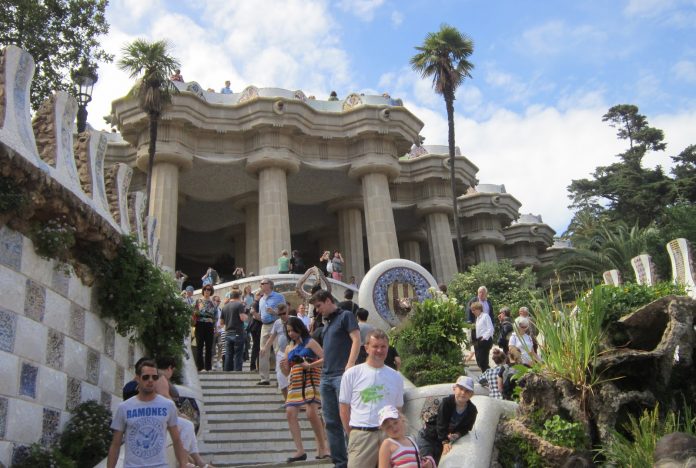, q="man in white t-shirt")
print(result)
[107,360,188,468]
[339,329,404,468]
[261,303,291,398]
